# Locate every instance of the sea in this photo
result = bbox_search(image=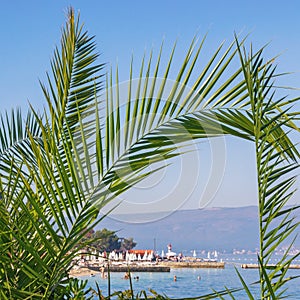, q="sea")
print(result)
[82,254,300,299]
